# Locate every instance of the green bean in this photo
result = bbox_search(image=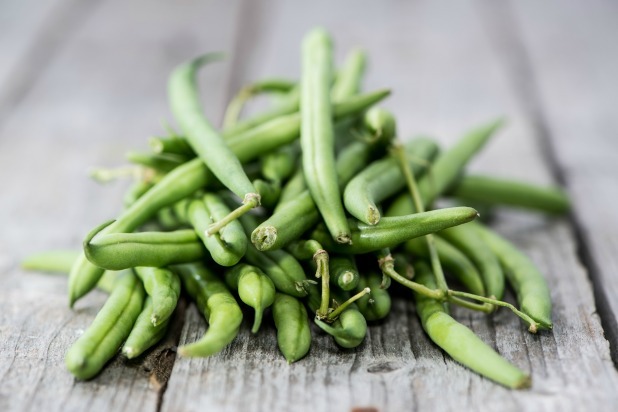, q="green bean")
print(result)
[169,53,259,209]
[186,193,247,266]
[157,206,183,230]
[360,107,397,146]
[83,221,205,270]
[344,137,439,225]
[301,28,350,244]
[125,151,188,173]
[329,254,360,291]
[123,180,154,209]
[69,158,213,306]
[272,293,311,363]
[310,206,479,254]
[355,271,391,321]
[65,270,144,380]
[472,222,552,329]
[392,253,414,280]
[252,140,378,251]
[244,246,309,298]
[223,78,297,129]
[449,174,570,215]
[404,236,486,297]
[412,261,530,389]
[225,264,276,333]
[173,262,243,357]
[331,48,366,101]
[315,306,367,349]
[261,144,298,183]
[440,224,504,300]
[133,266,181,326]
[386,119,504,215]
[149,135,195,156]
[122,296,170,359]
[22,250,80,274]
[253,179,282,210]
[221,87,300,138]
[274,168,306,212]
